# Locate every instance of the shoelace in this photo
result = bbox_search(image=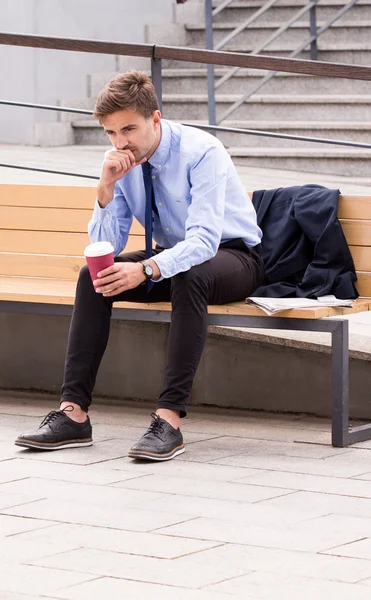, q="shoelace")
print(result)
[38,405,75,429]
[144,413,165,439]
